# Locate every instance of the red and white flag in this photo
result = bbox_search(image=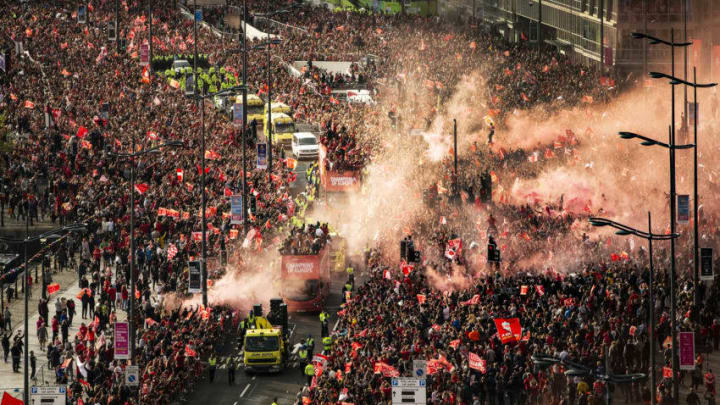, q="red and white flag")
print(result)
[468,352,487,373]
[382,269,392,280]
[205,150,221,160]
[176,168,184,182]
[416,294,426,304]
[134,183,149,194]
[47,283,60,295]
[493,318,522,344]
[535,285,545,296]
[147,131,158,140]
[520,285,528,295]
[167,243,178,260]
[445,238,462,260]
[24,100,35,109]
[461,294,480,306]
